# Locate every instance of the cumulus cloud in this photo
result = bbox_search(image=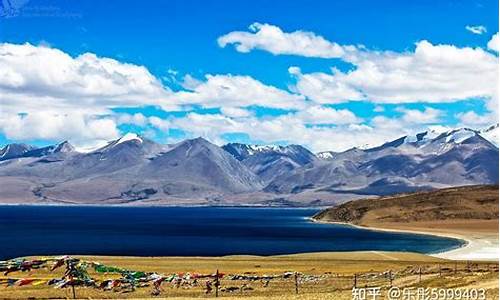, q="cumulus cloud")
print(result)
[165,110,398,152]
[288,67,364,103]
[465,25,487,35]
[0,111,120,145]
[397,107,443,124]
[0,43,175,145]
[171,74,305,109]
[0,43,173,114]
[2,32,497,149]
[488,32,499,52]
[220,24,497,108]
[295,106,361,124]
[220,107,253,118]
[148,116,171,131]
[456,111,496,126]
[290,40,498,105]
[218,23,355,58]
[115,113,148,126]
[0,43,308,143]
